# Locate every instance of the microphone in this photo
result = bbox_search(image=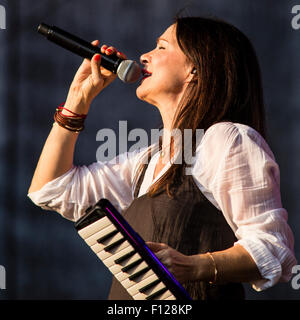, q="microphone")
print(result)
[37,23,141,83]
